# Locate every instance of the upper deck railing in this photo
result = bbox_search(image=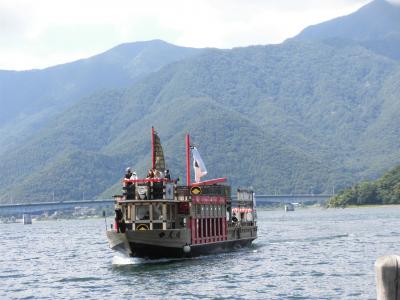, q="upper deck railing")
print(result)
[119,178,231,202]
